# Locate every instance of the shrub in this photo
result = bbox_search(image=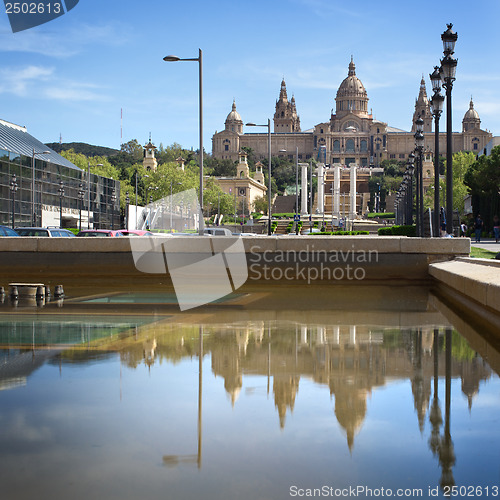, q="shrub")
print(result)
[378,225,416,236]
[310,230,370,236]
[273,213,294,218]
[368,212,395,219]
